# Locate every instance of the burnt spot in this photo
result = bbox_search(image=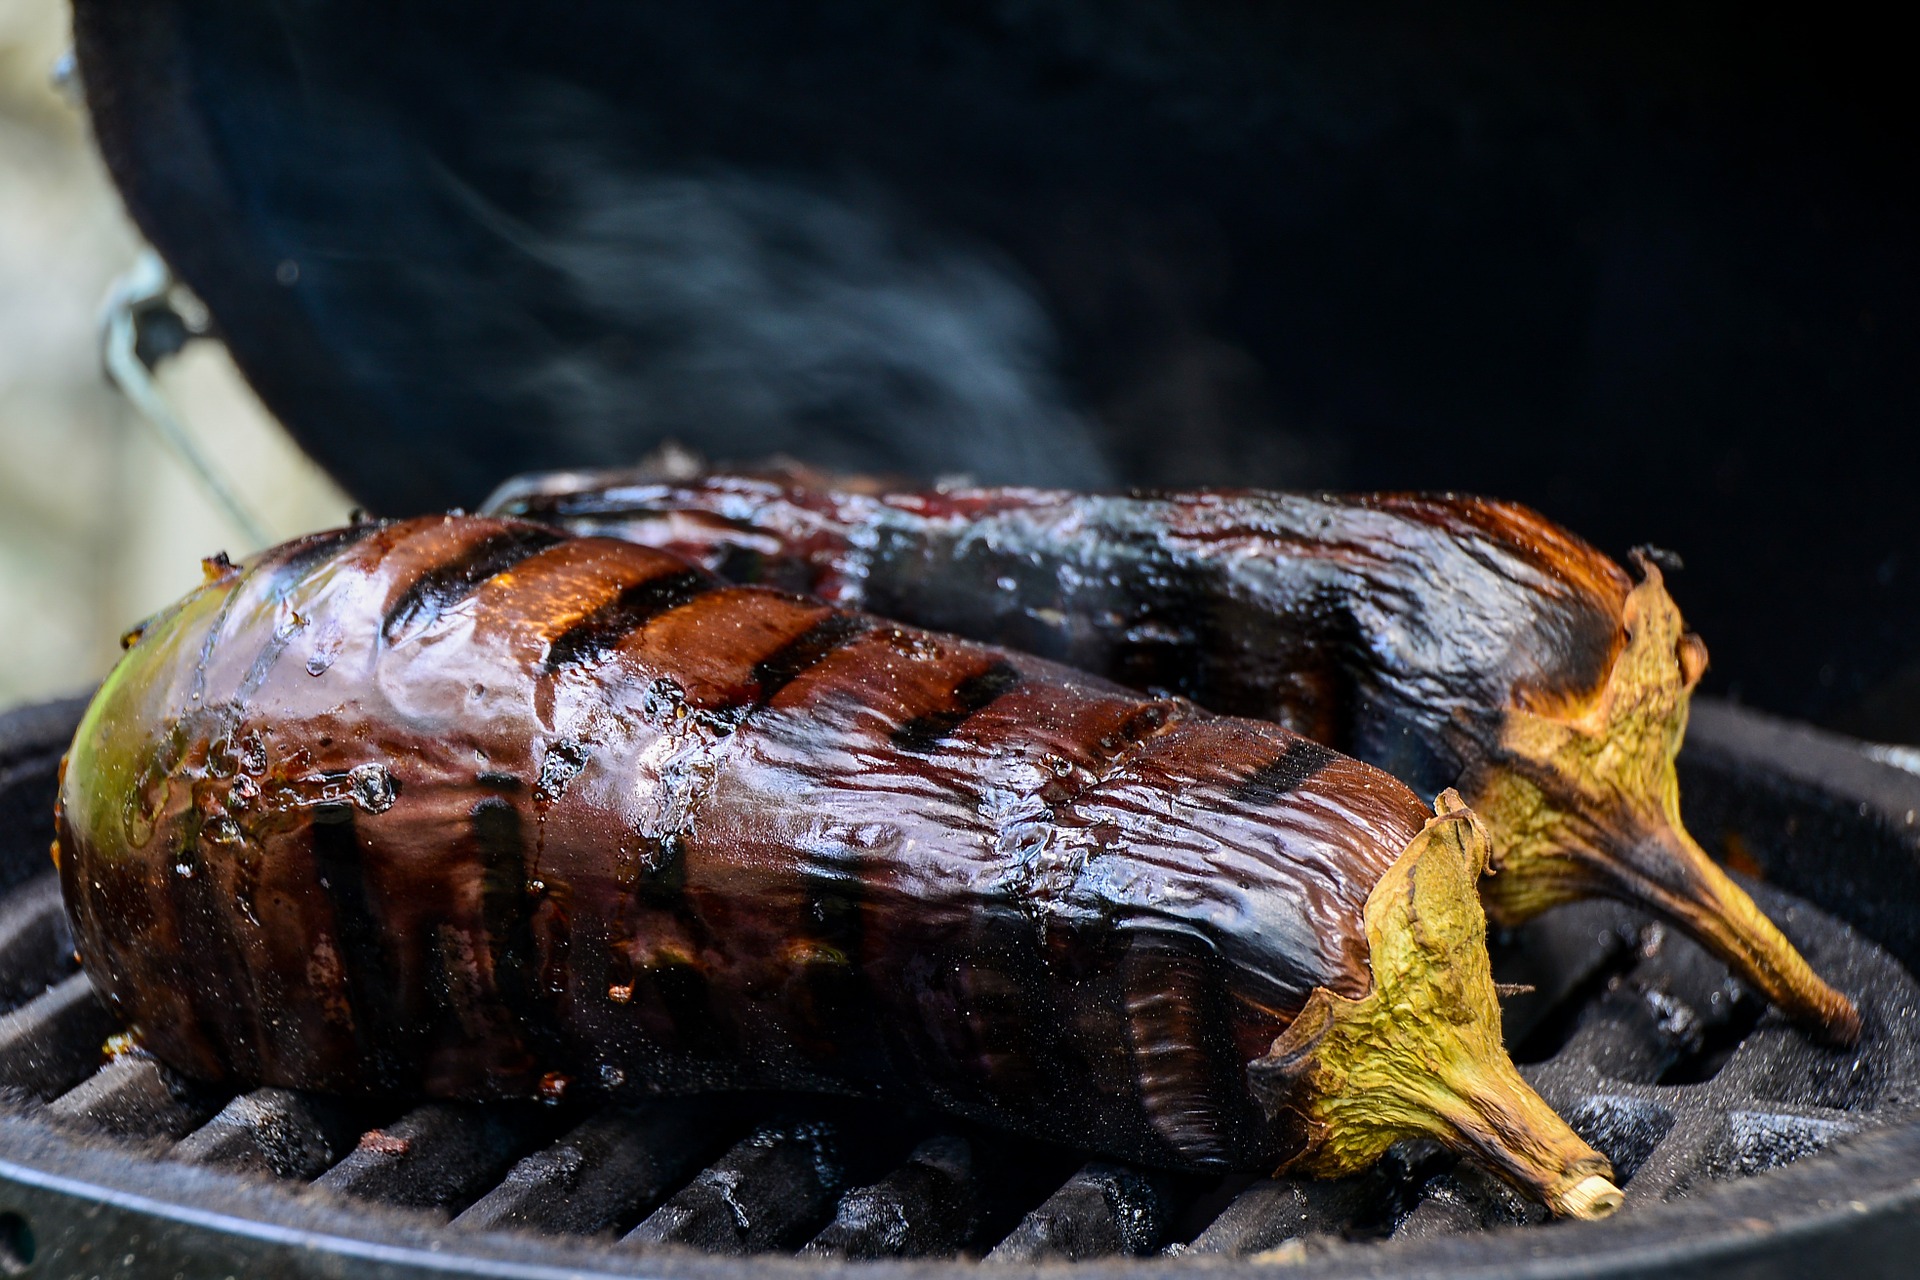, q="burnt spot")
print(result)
[891,660,1023,754]
[1229,739,1338,808]
[383,526,564,643]
[749,613,873,703]
[534,740,590,804]
[542,569,712,673]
